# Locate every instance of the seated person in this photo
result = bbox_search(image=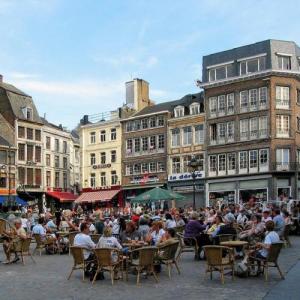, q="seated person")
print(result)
[46,217,57,232]
[120,221,140,243]
[248,220,280,274]
[74,223,96,263]
[137,218,150,241]
[165,213,176,229]
[272,209,285,238]
[157,228,177,248]
[146,221,165,246]
[3,219,27,263]
[206,215,224,235]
